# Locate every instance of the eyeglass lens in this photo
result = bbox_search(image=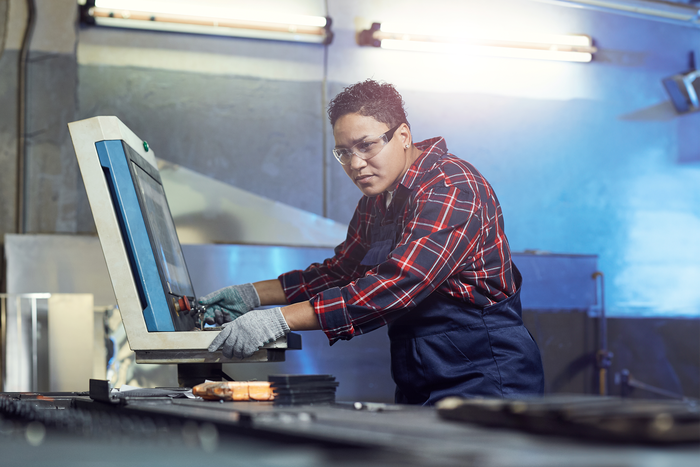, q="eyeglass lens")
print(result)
[334,123,402,165]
